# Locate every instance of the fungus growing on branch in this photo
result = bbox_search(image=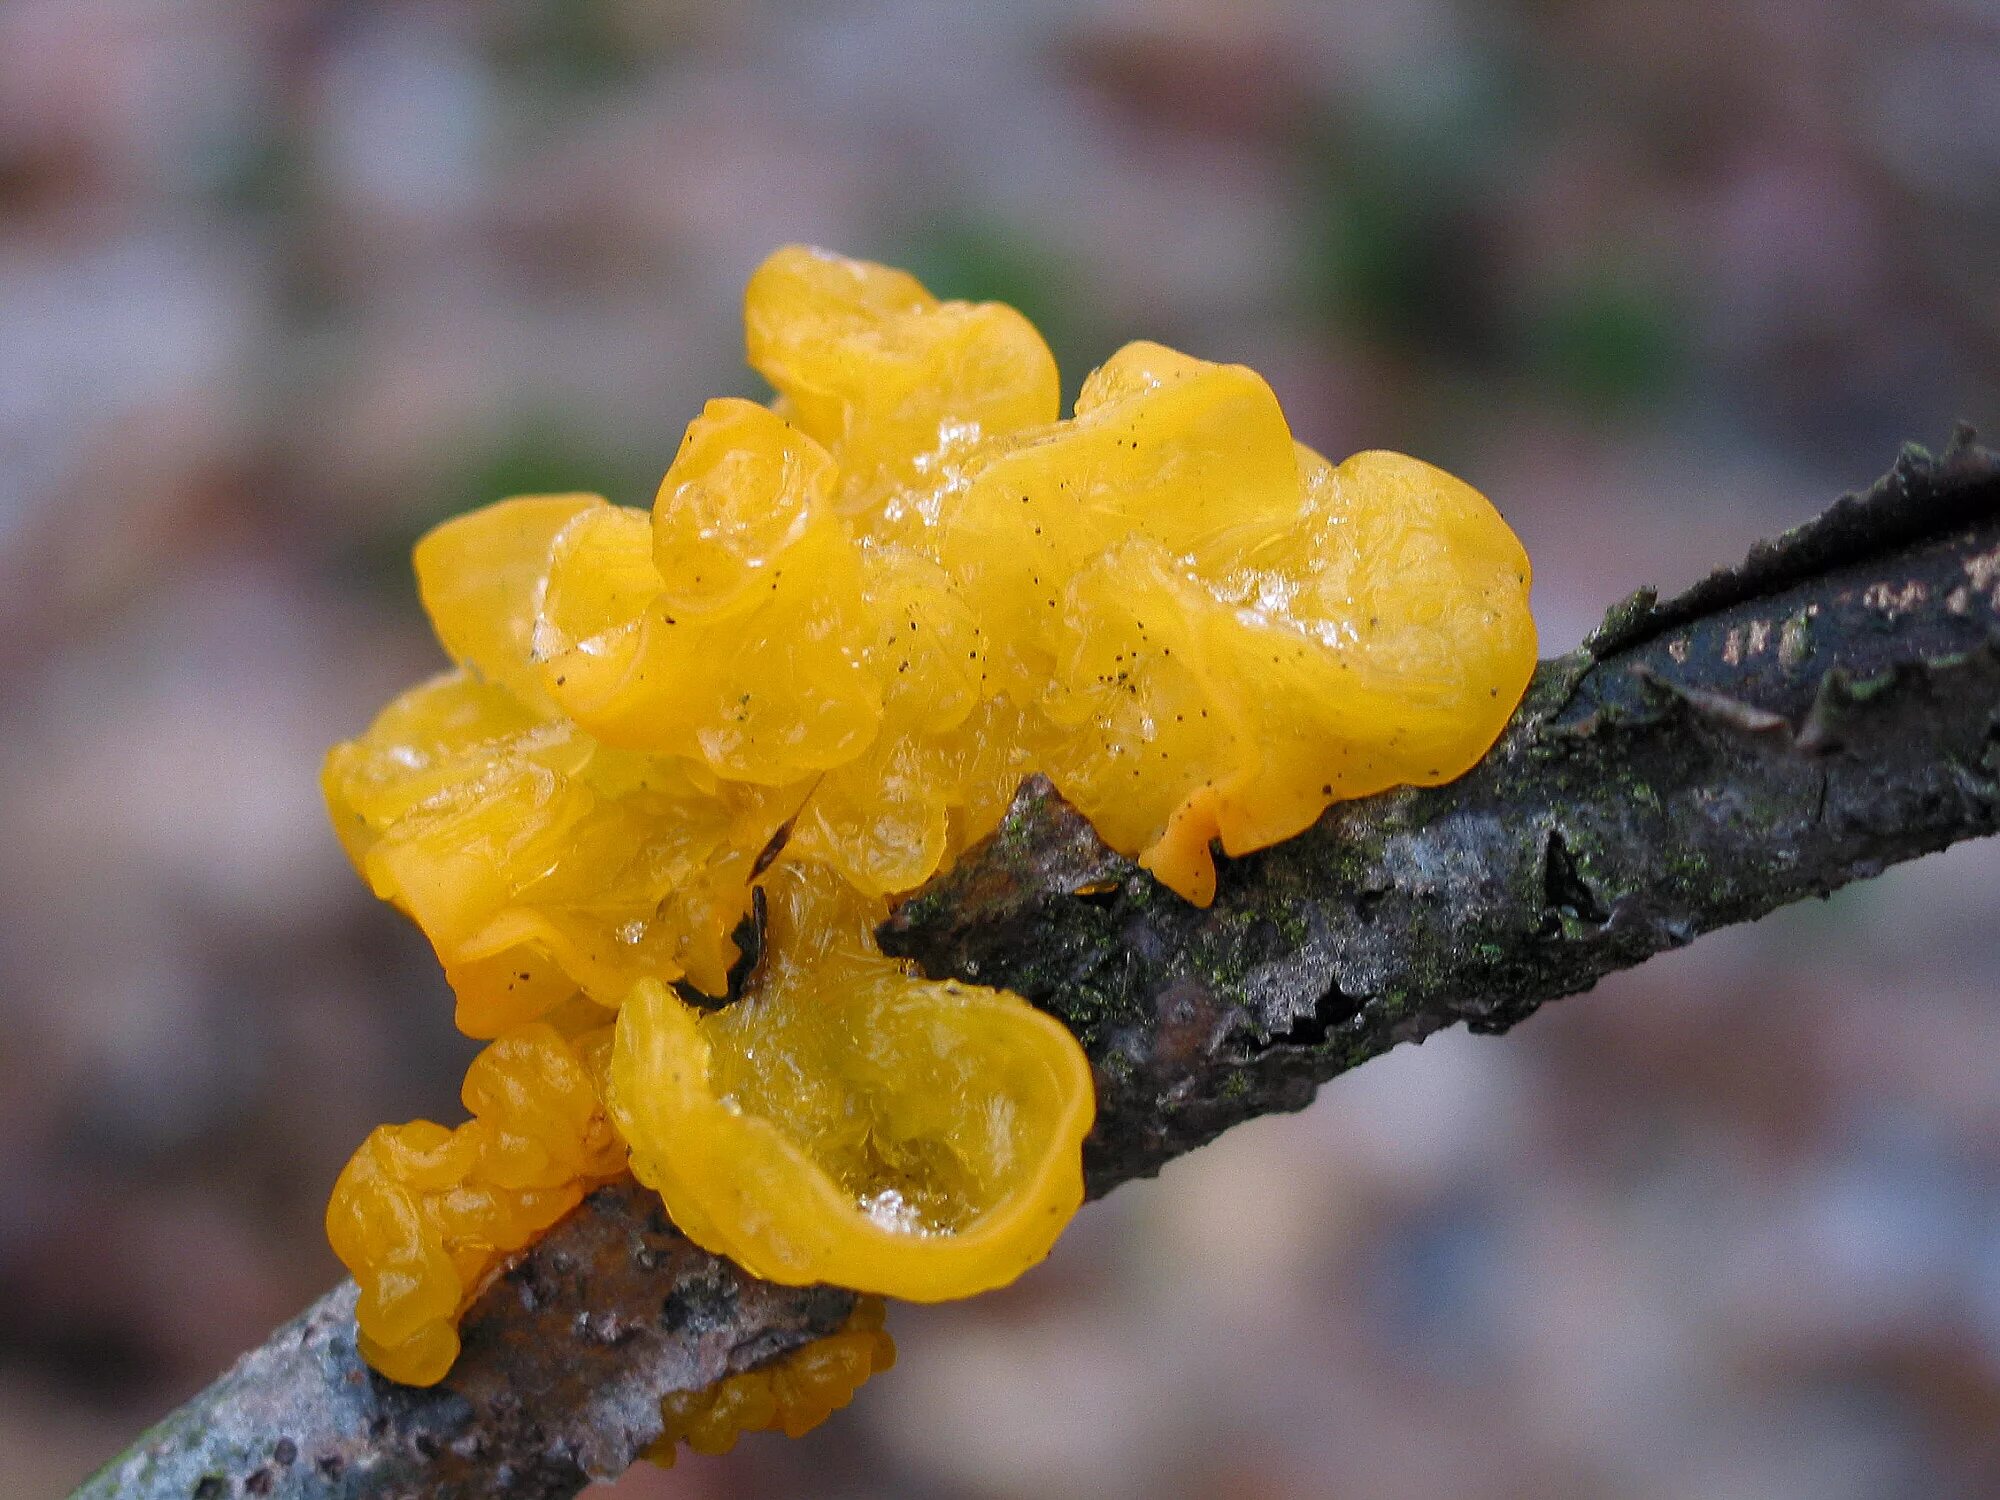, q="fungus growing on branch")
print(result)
[319,246,1535,1460]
